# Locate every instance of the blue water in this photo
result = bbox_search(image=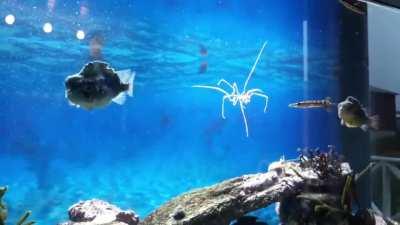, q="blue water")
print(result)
[0,0,342,224]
